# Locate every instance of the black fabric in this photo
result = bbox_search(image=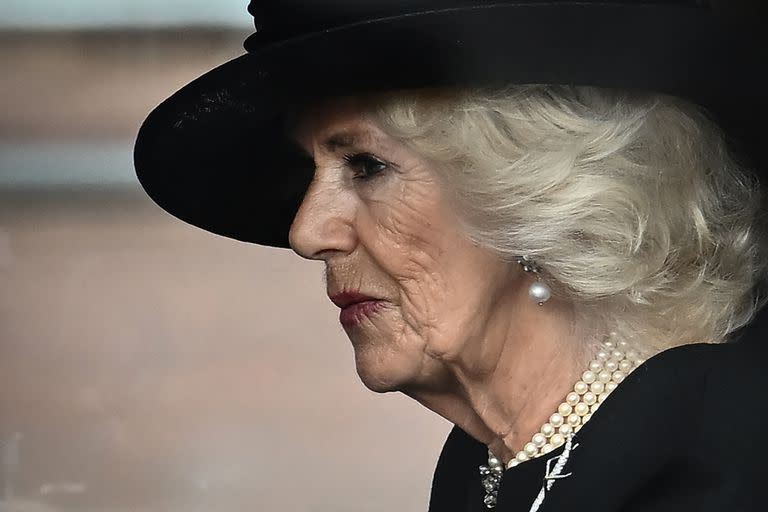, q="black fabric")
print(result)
[428,329,768,511]
[244,1,703,47]
[134,1,767,247]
